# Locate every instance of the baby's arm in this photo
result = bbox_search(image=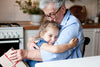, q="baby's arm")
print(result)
[40,38,78,53]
